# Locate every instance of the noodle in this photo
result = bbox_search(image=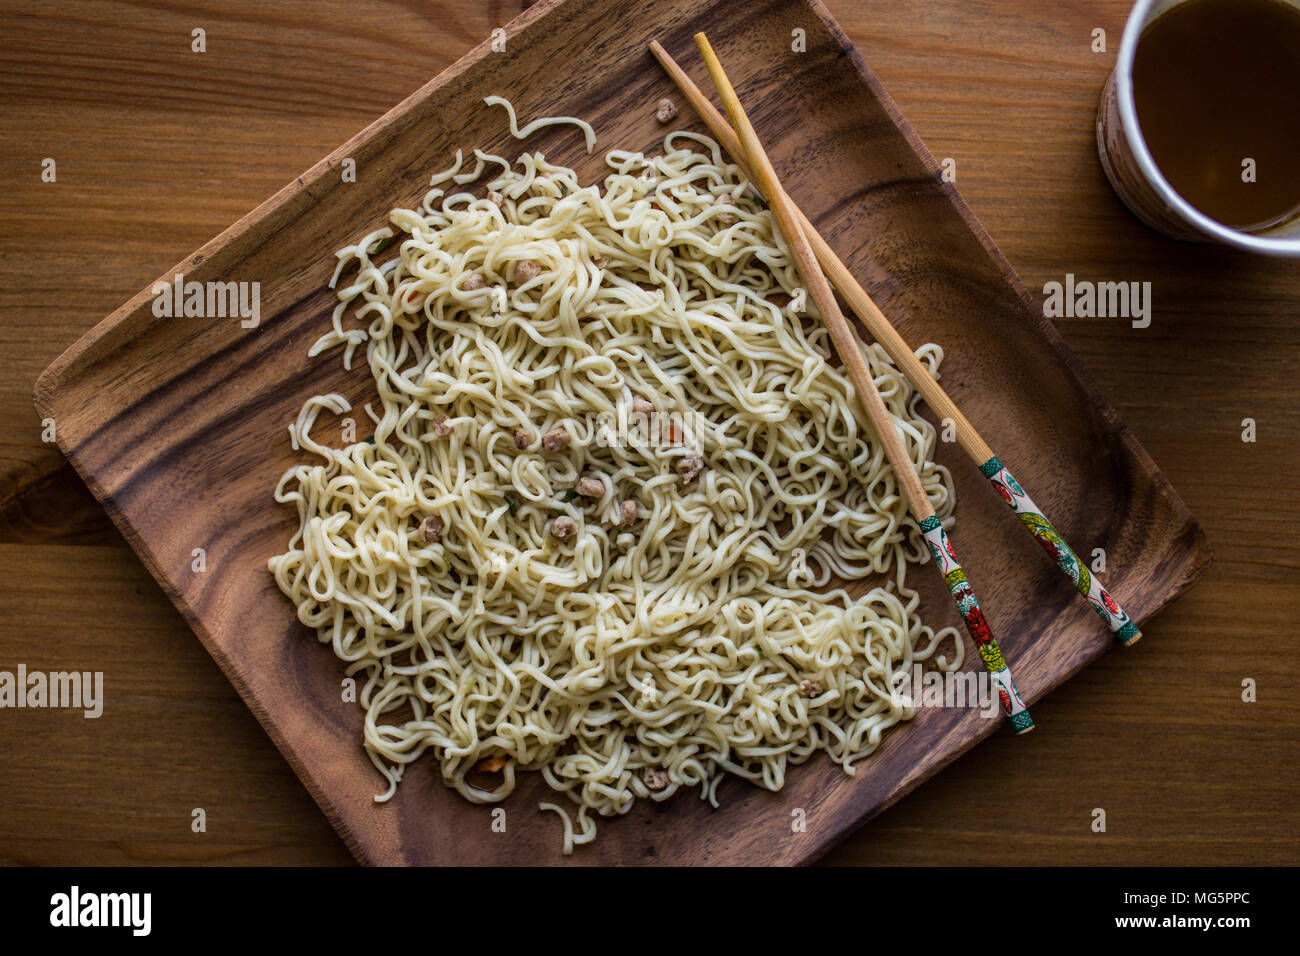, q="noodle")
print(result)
[268,103,961,853]
[483,95,597,154]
